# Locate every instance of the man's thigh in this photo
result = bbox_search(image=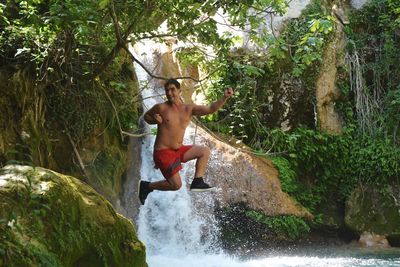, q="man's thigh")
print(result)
[182,145,208,162]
